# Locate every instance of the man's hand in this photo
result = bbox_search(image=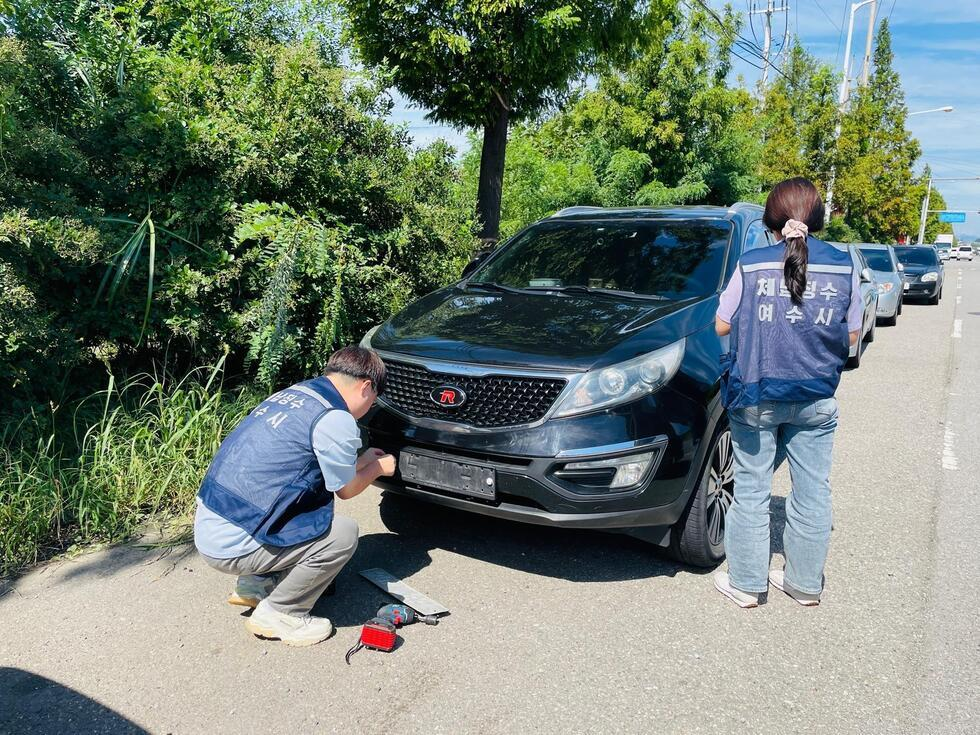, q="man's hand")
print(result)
[337,451,397,500]
[357,447,387,471]
[376,453,396,477]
